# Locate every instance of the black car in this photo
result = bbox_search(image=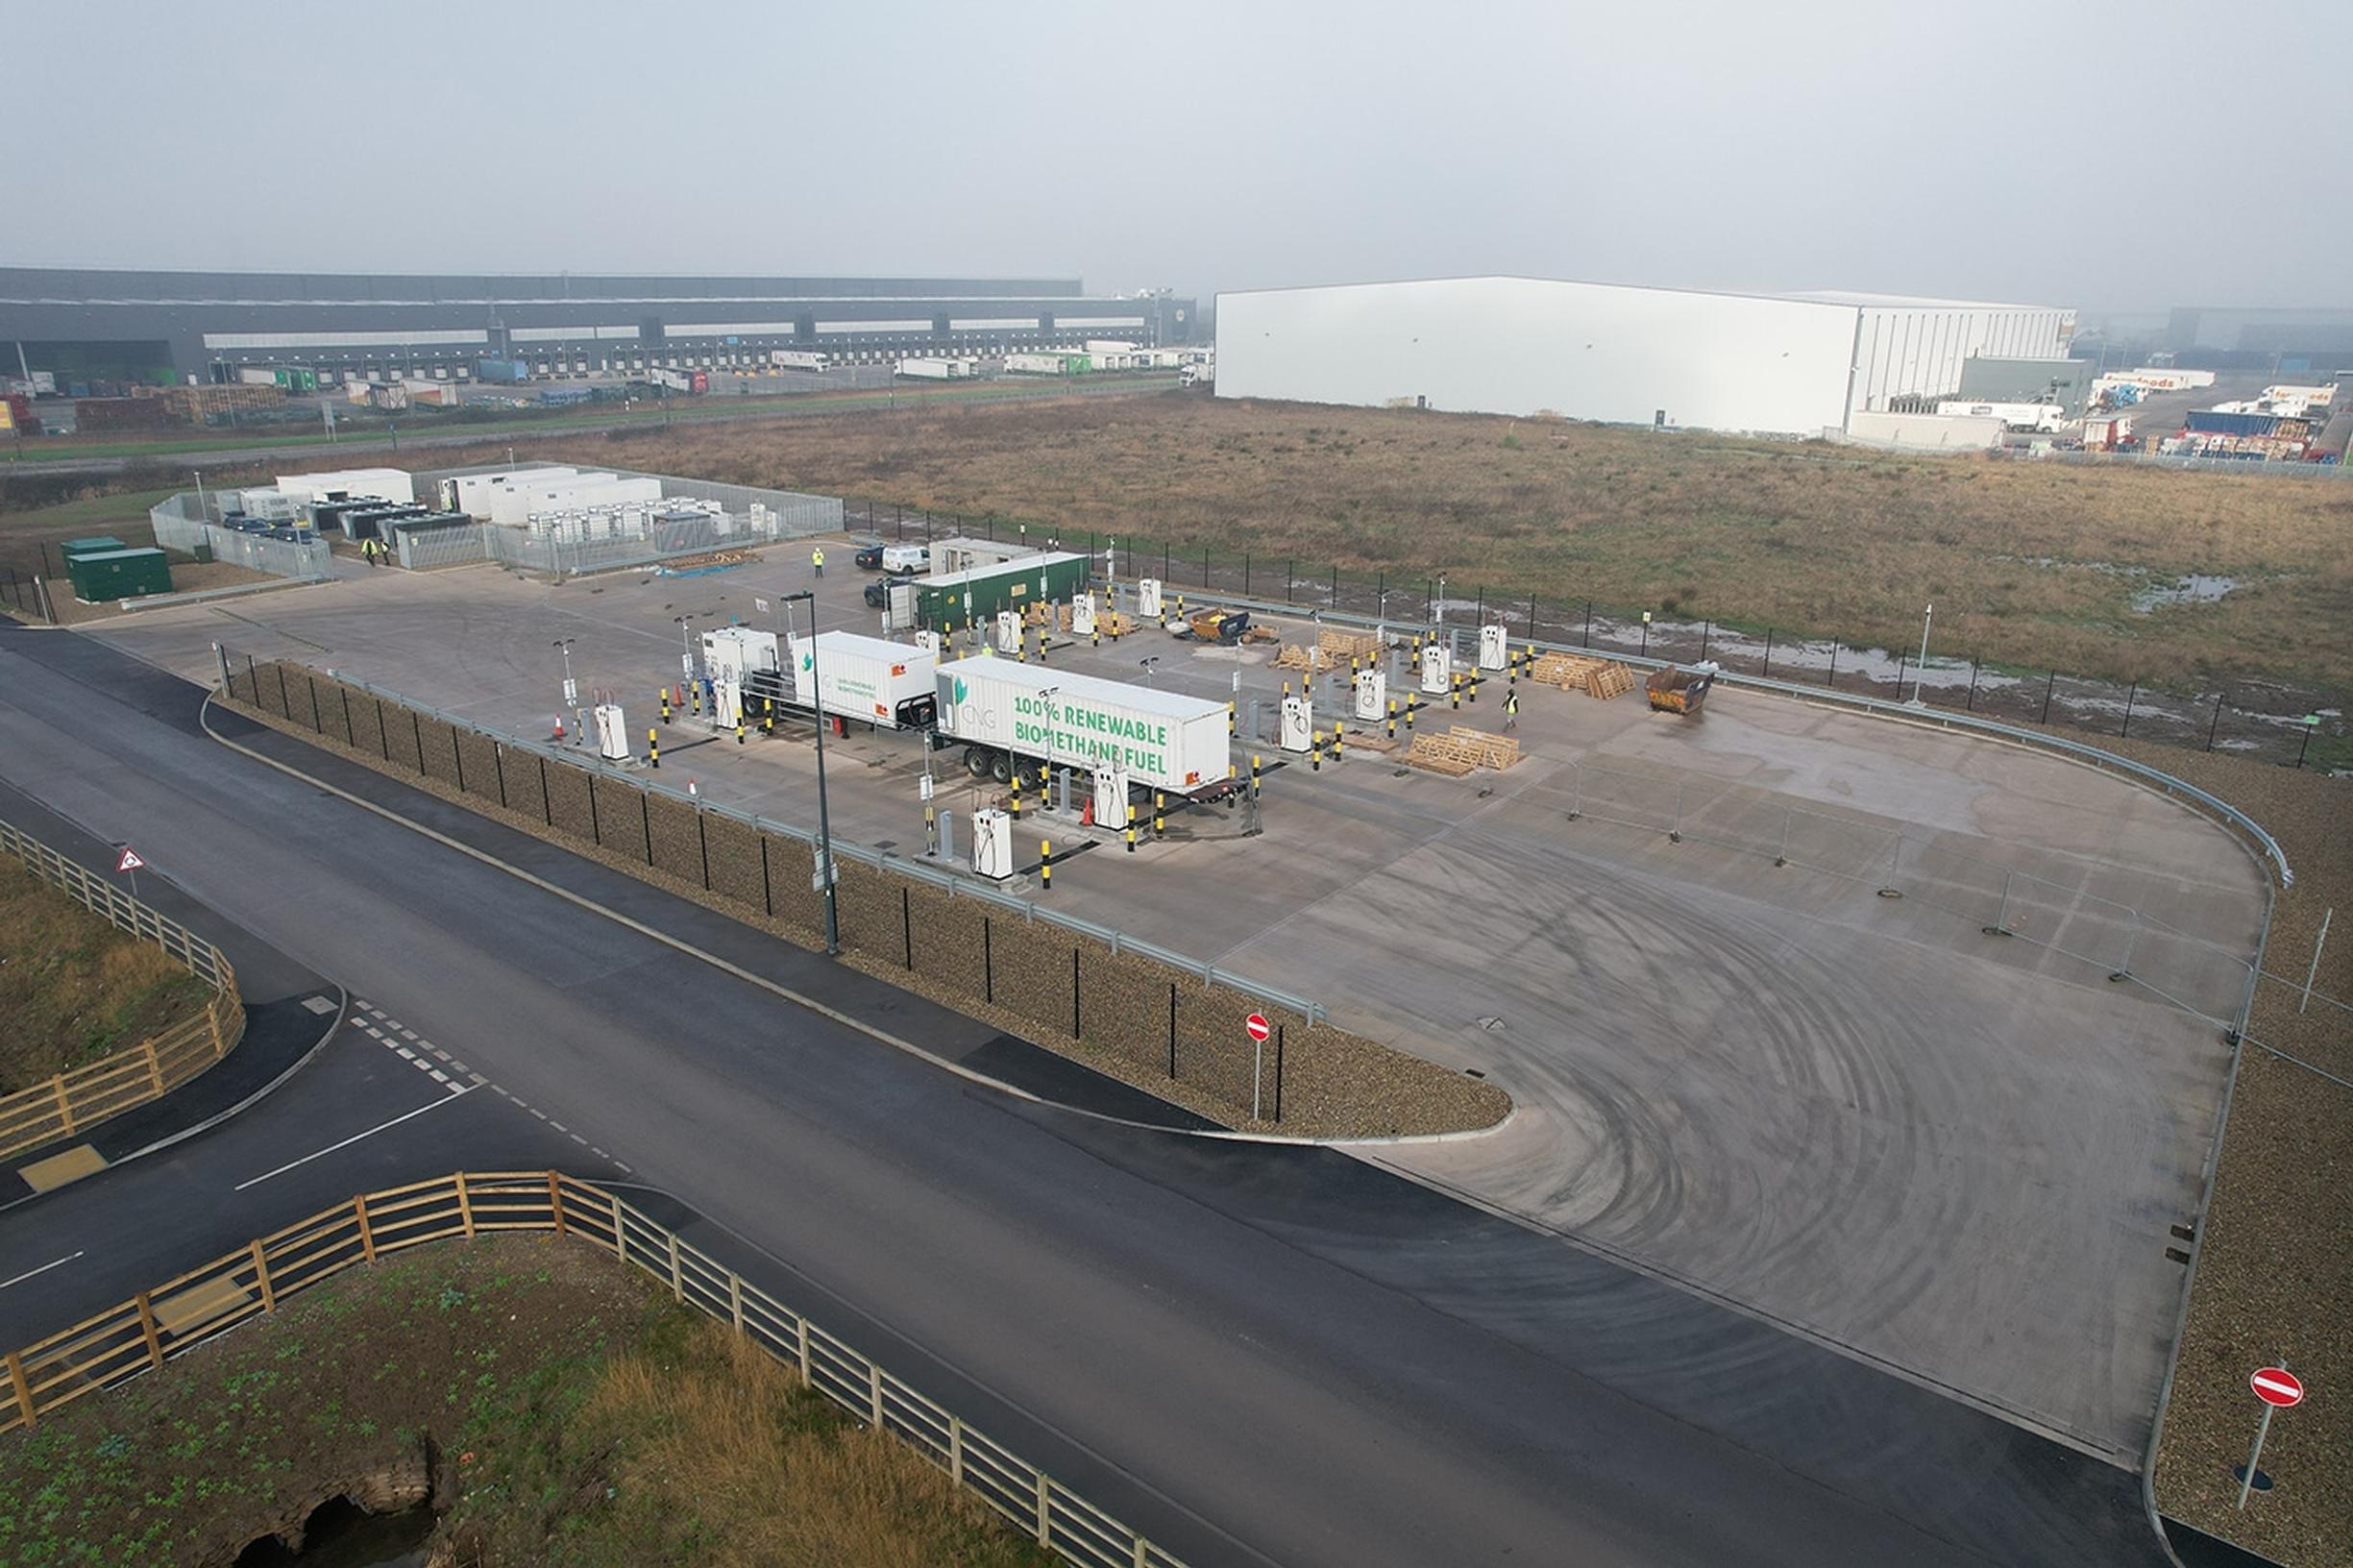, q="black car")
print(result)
[852,540,888,570]
[863,571,916,608]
